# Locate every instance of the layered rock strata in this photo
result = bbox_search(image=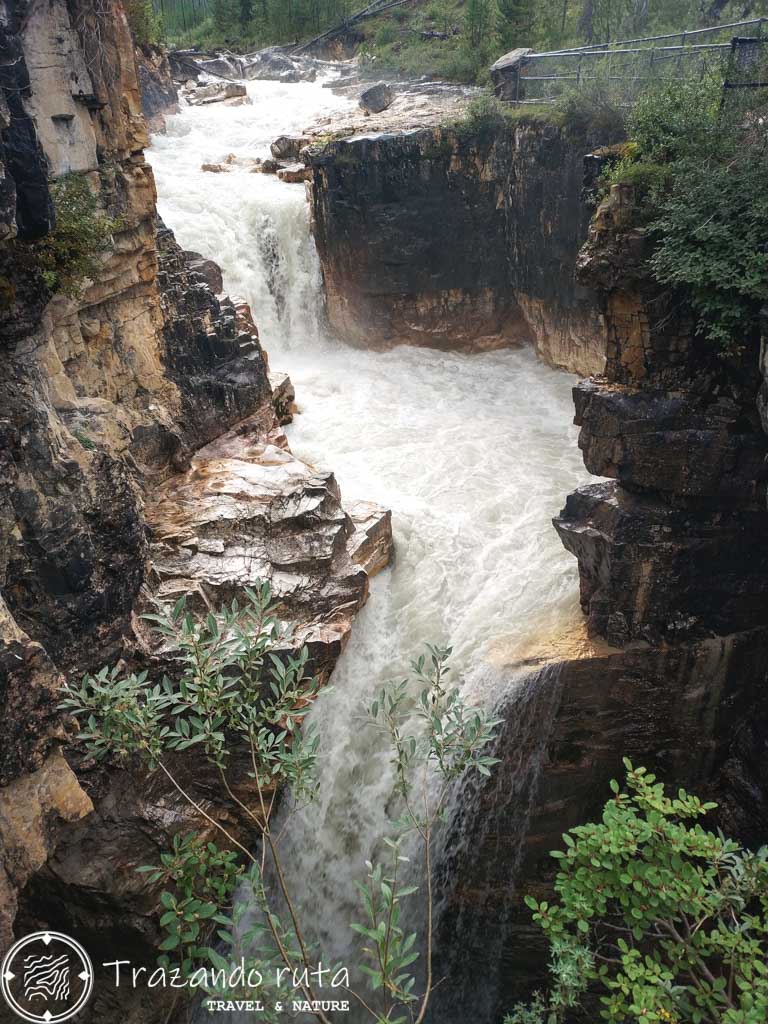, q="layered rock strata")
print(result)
[307,121,617,374]
[430,182,768,1022]
[135,44,179,132]
[0,0,391,998]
